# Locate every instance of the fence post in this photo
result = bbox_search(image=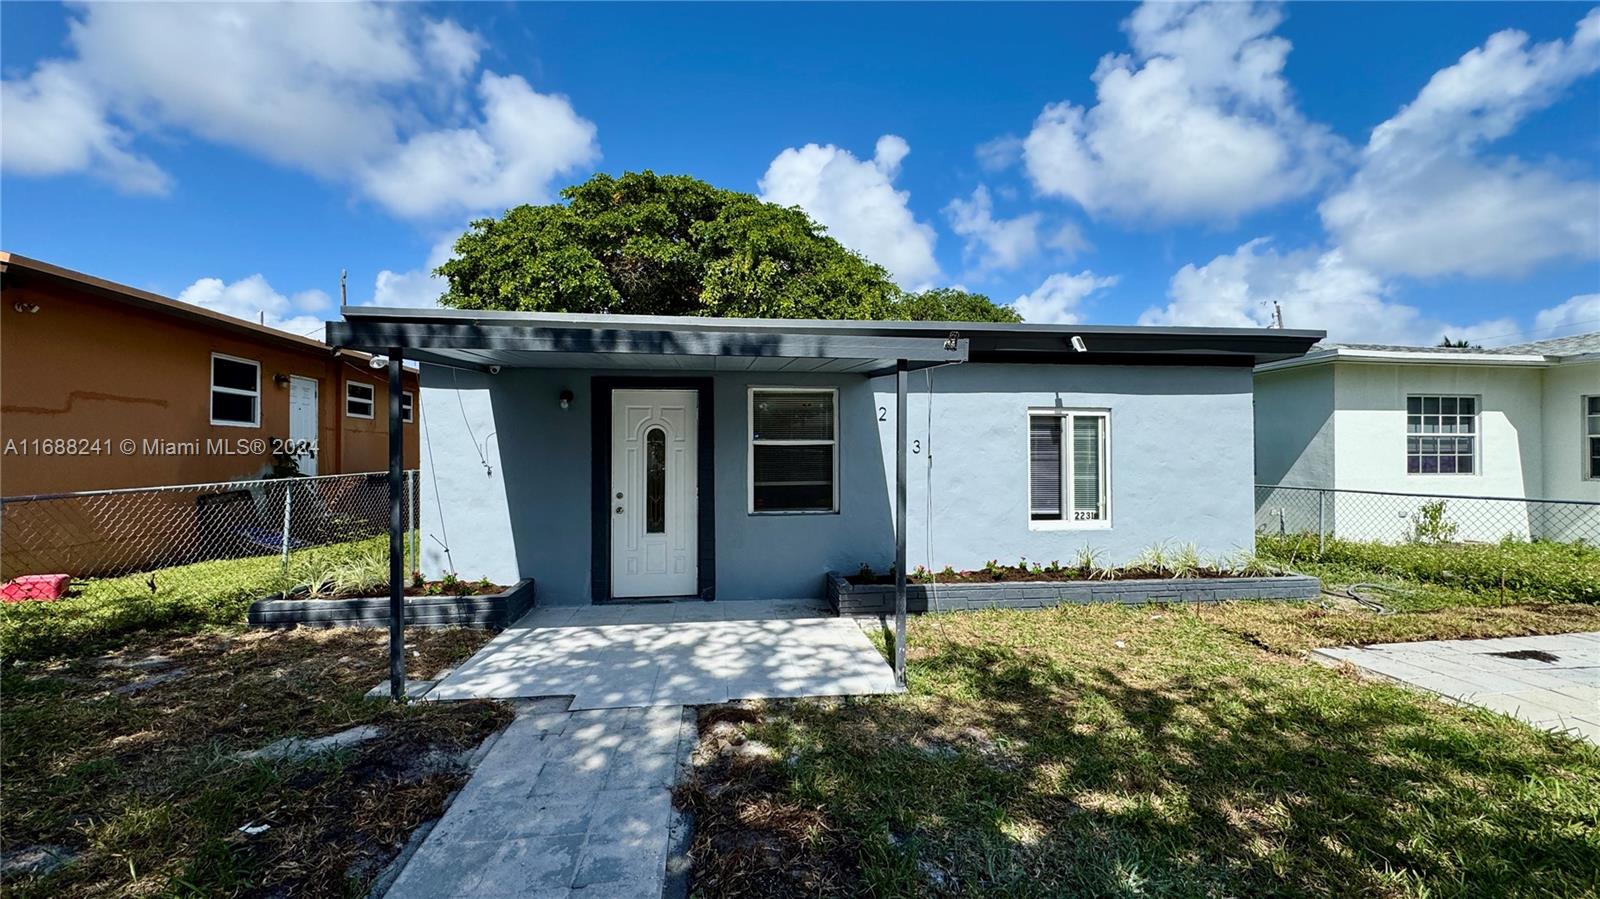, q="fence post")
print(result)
[1317,489,1326,556]
[280,482,293,574]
